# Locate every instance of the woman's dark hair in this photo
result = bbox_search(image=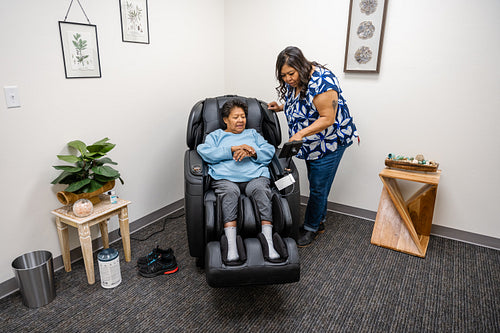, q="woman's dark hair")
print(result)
[221,99,248,118]
[275,46,325,100]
